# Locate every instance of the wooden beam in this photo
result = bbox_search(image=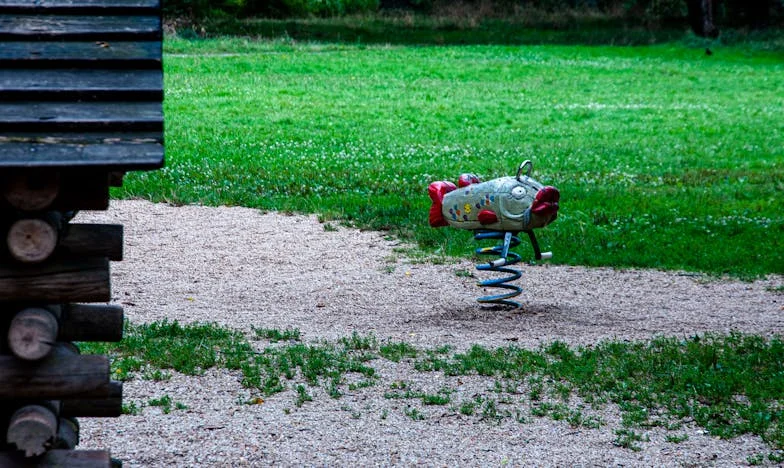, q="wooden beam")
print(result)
[0,257,110,303]
[0,15,162,41]
[0,142,163,171]
[0,352,110,399]
[0,102,163,132]
[0,69,163,102]
[0,0,160,14]
[59,304,123,342]
[0,41,161,69]
[0,0,160,8]
[0,132,162,144]
[60,224,123,262]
